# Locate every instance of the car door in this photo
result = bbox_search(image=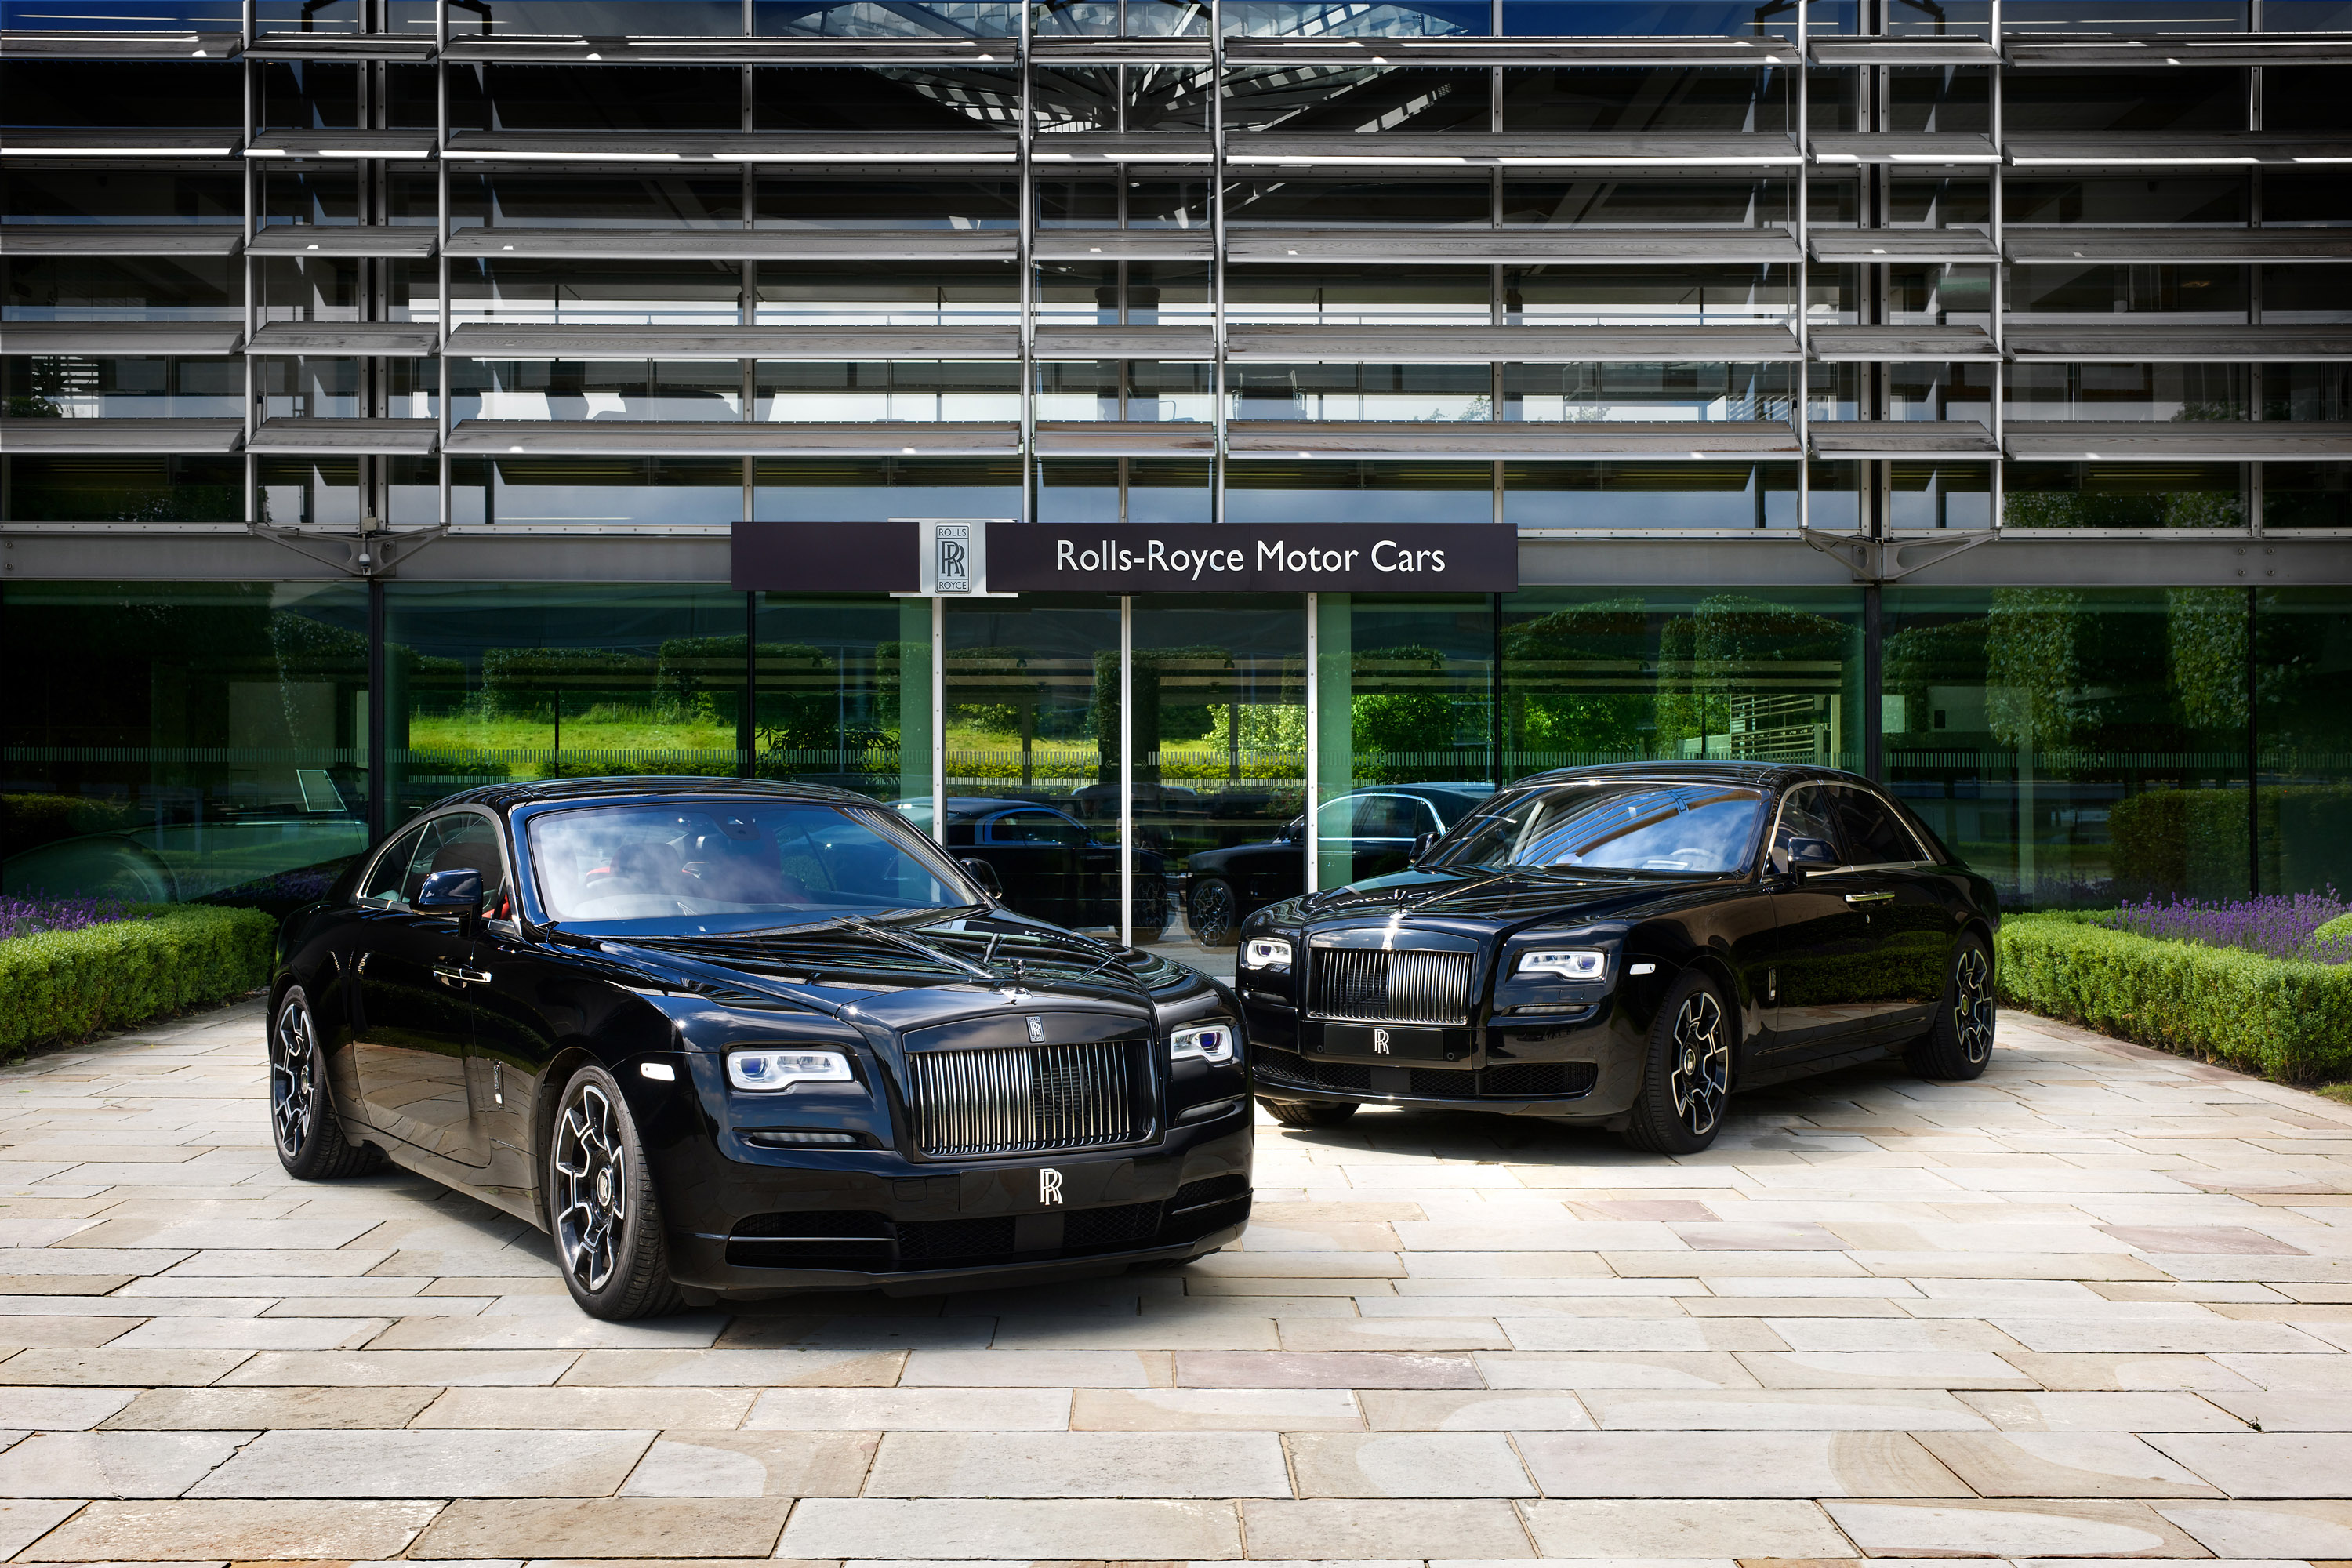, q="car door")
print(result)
[1760,784,1889,1061]
[1828,784,1957,1040]
[1349,793,1434,883]
[348,813,493,1169]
